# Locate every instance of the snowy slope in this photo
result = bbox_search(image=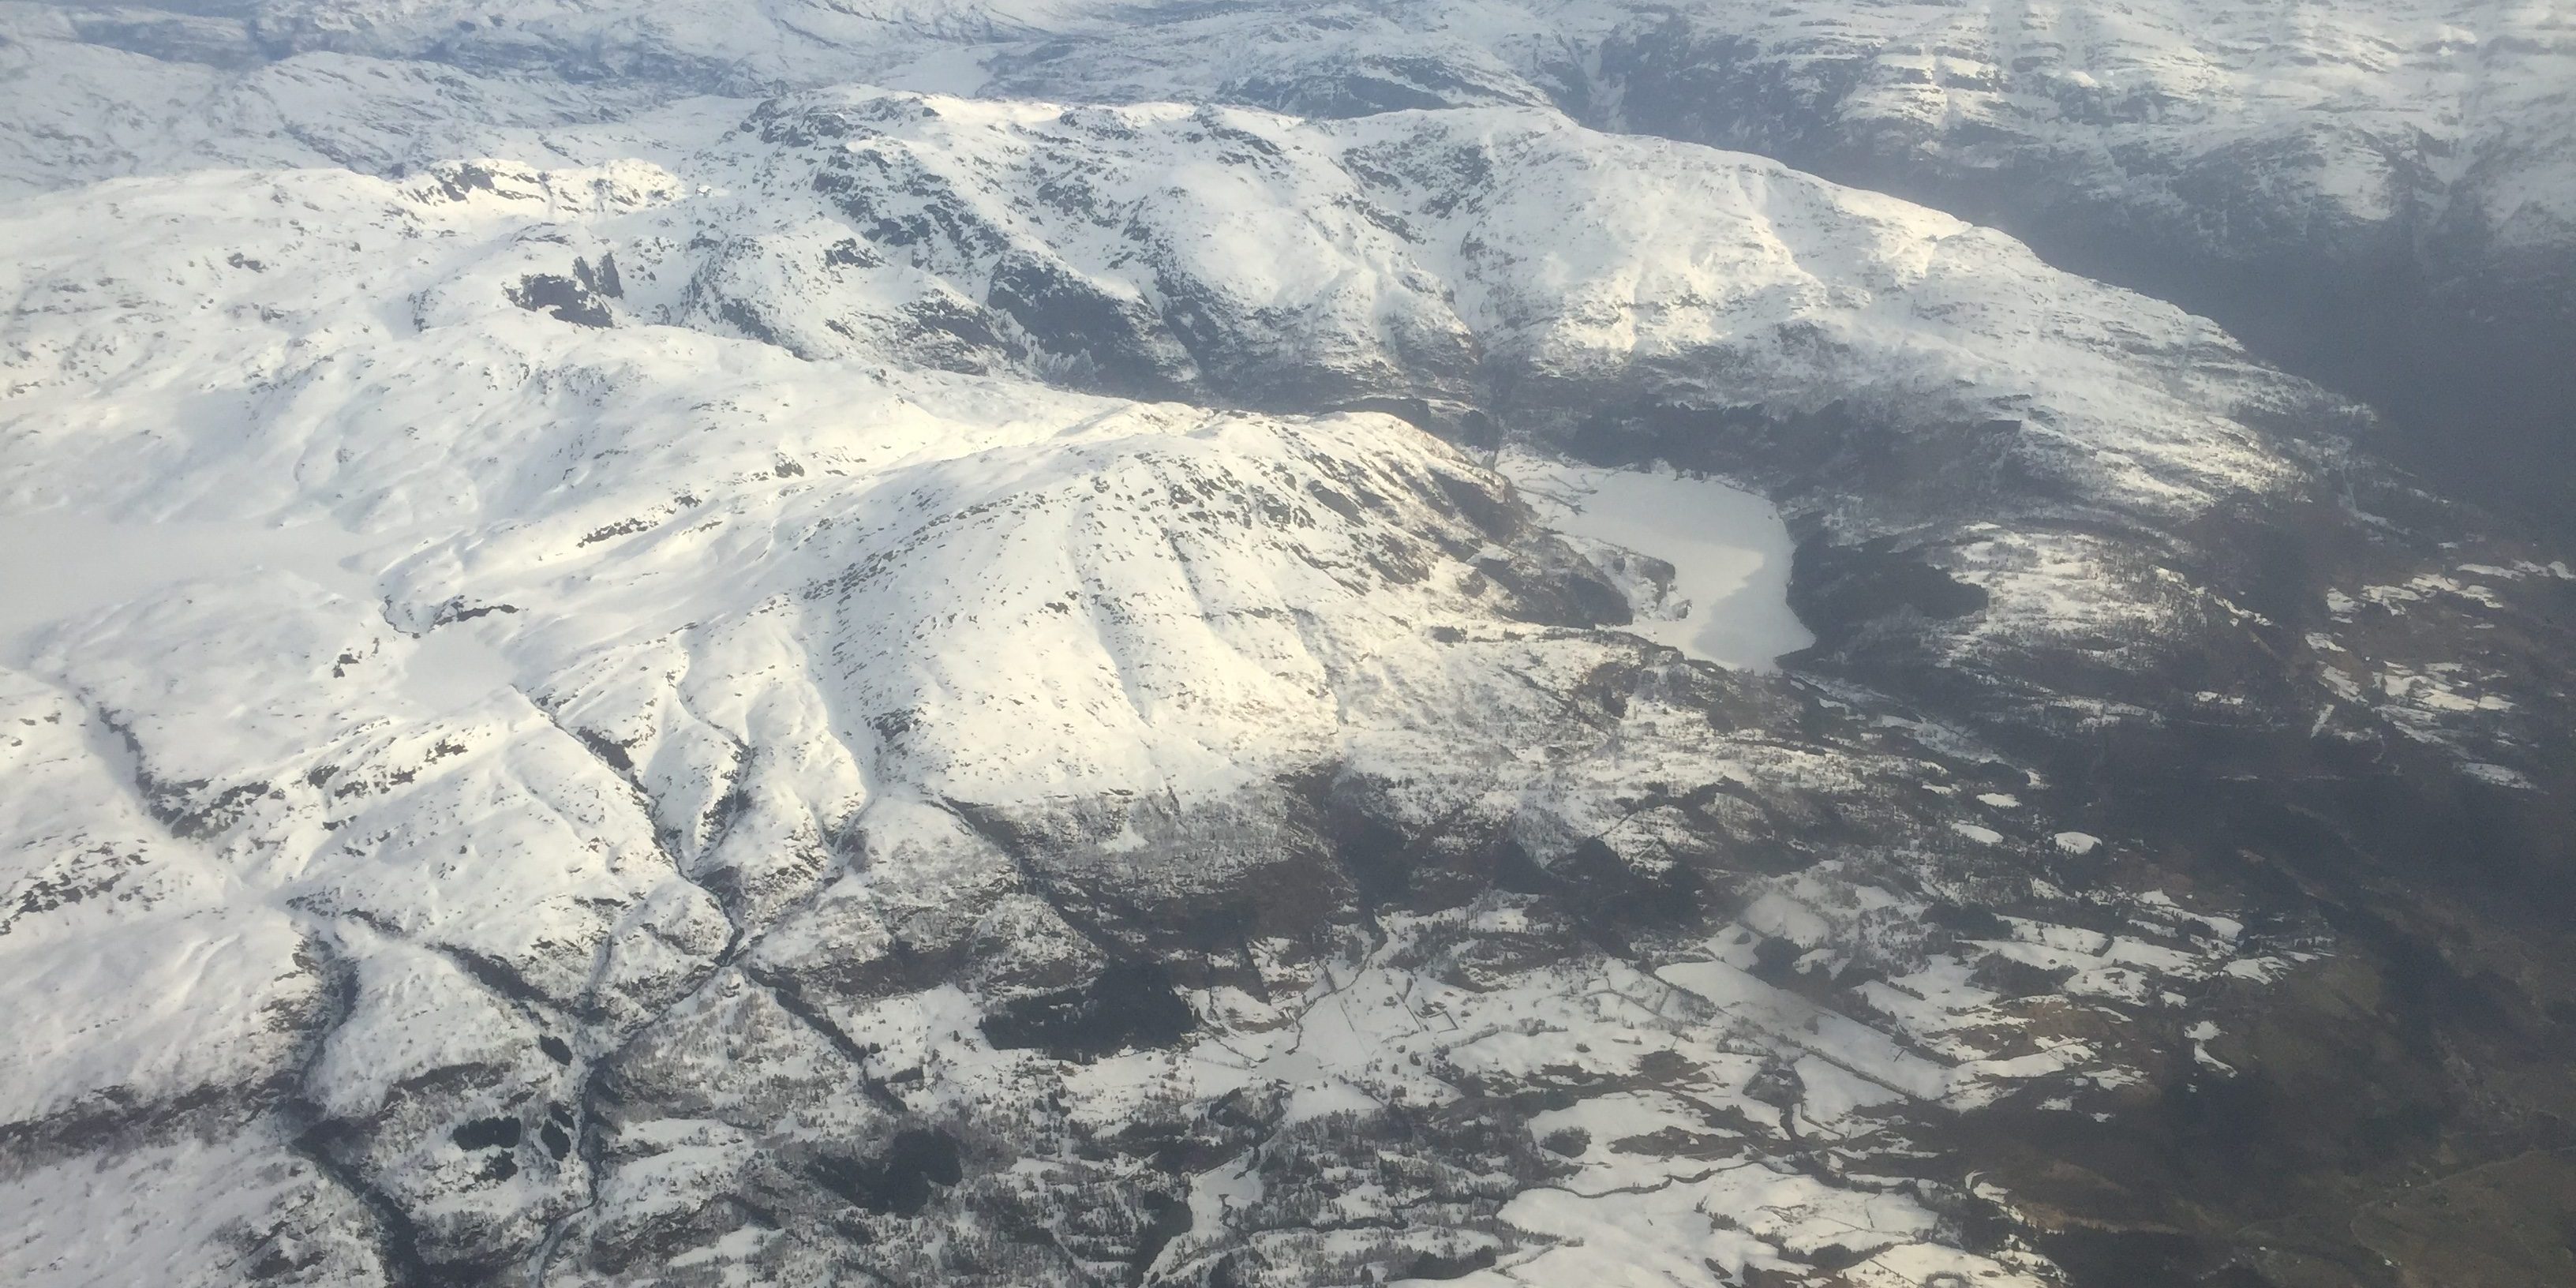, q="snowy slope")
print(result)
[0,84,2361,1285]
